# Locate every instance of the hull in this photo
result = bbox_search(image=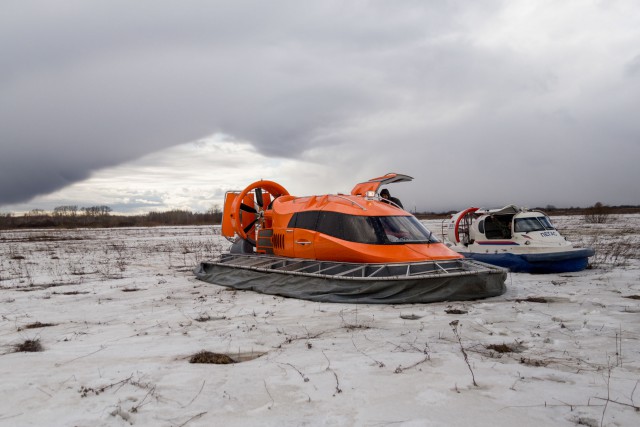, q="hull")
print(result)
[456,248,595,274]
[195,253,507,304]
